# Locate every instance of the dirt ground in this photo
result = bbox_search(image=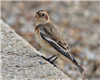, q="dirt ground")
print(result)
[1,1,100,80]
